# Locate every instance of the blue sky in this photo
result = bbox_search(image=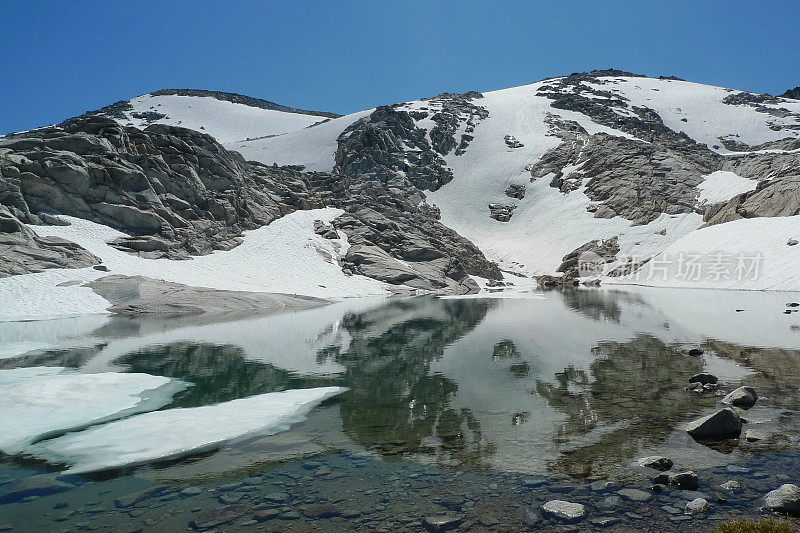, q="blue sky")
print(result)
[2,0,799,134]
